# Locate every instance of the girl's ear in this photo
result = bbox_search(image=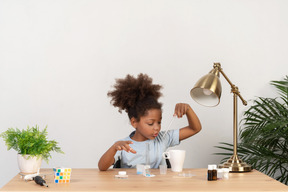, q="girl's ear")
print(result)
[130,117,138,128]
